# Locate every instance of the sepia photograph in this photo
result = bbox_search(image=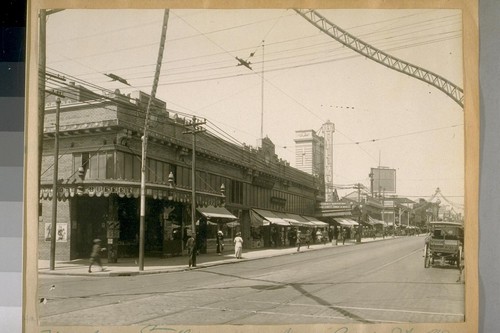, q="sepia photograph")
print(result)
[24,1,479,333]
